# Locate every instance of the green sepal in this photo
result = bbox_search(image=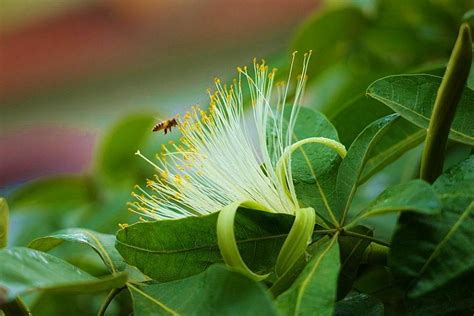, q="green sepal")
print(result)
[216,201,271,281]
[275,207,316,277]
